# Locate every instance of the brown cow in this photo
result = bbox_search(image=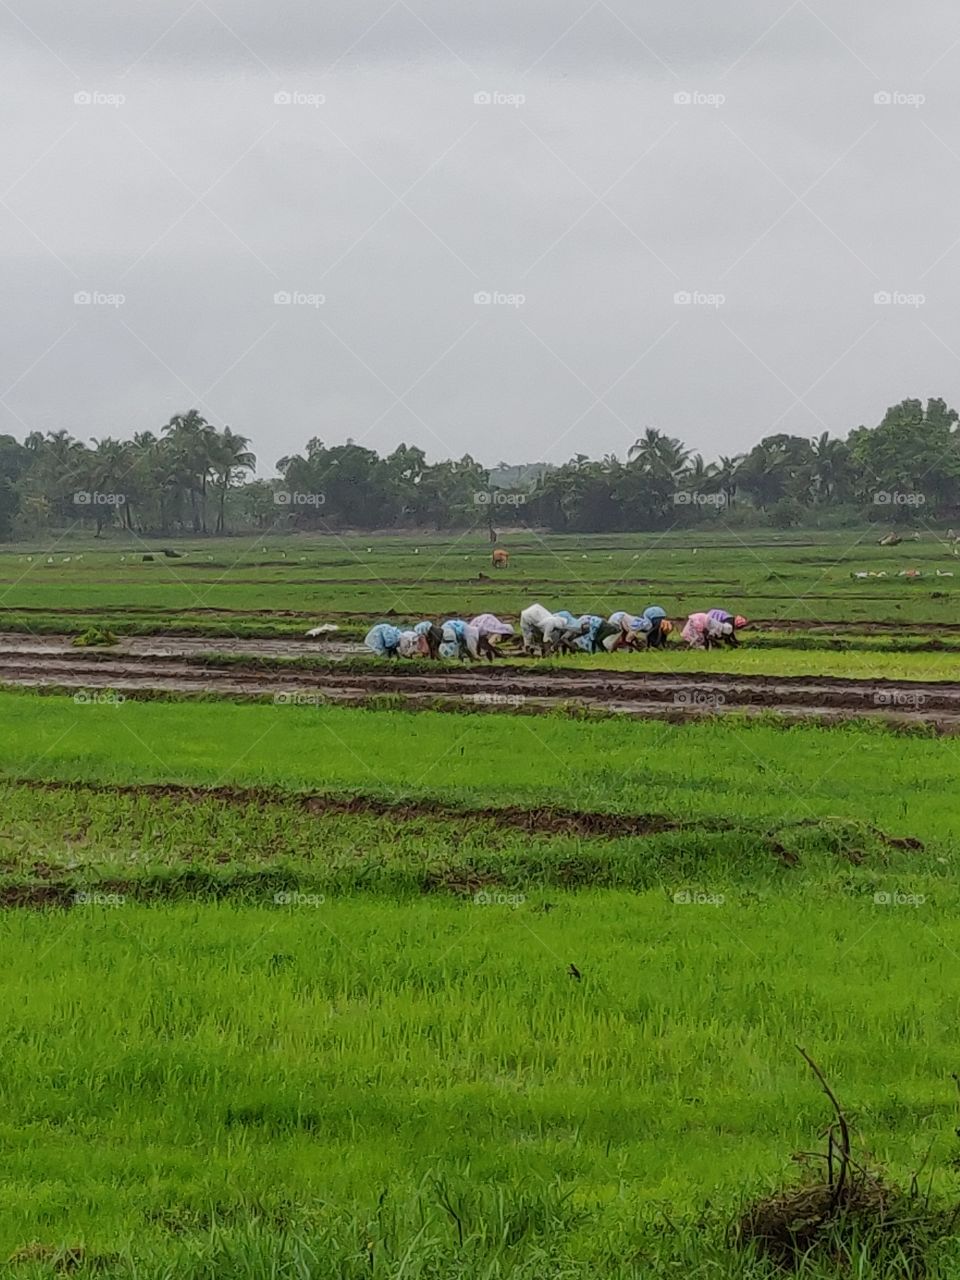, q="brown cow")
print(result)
[492,548,509,568]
